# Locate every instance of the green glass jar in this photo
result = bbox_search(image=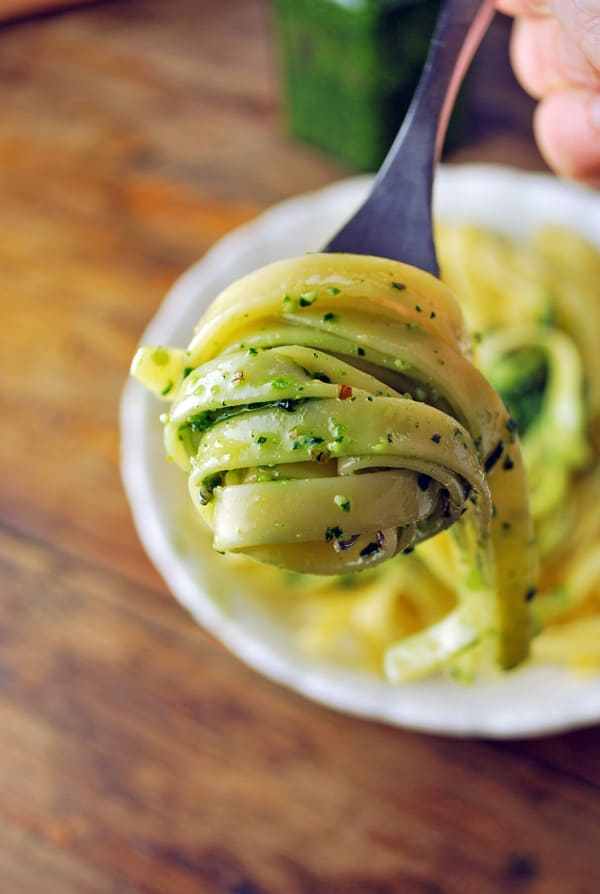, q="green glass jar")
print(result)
[271,0,454,171]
